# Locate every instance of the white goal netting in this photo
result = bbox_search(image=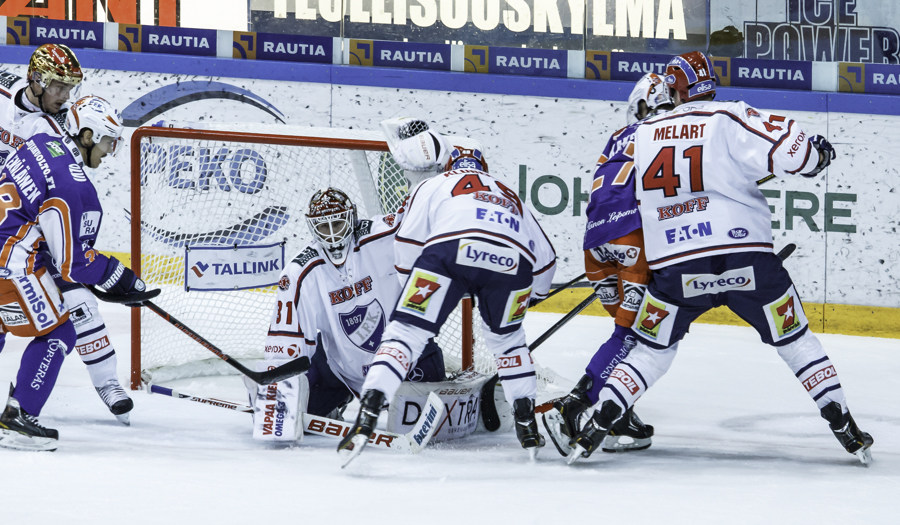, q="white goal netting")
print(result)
[133,124,571,400]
